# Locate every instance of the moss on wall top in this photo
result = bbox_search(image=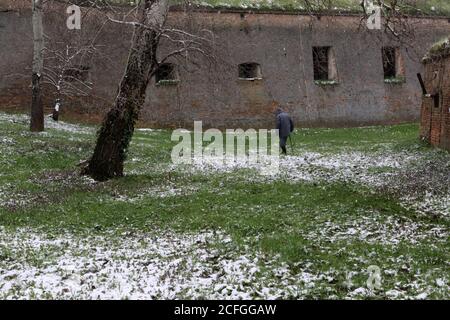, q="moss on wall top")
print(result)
[108,0,450,17]
[2,0,449,16]
[423,36,450,63]
[181,0,450,17]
